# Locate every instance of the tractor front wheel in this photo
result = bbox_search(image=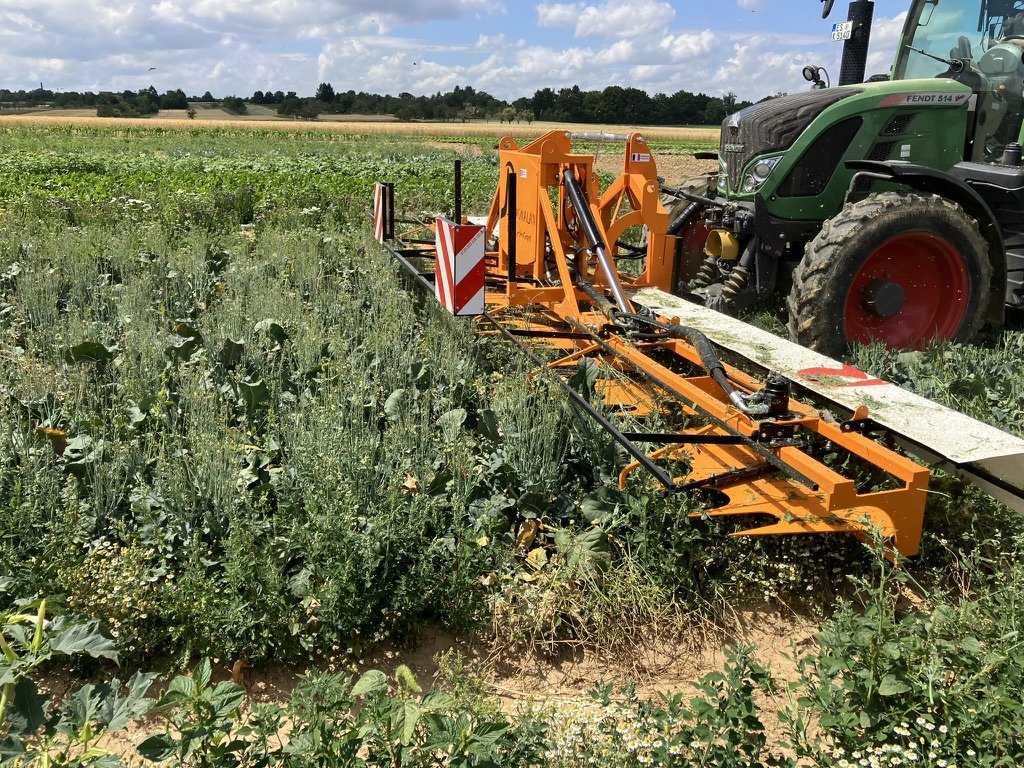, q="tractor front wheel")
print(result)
[787,192,992,355]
